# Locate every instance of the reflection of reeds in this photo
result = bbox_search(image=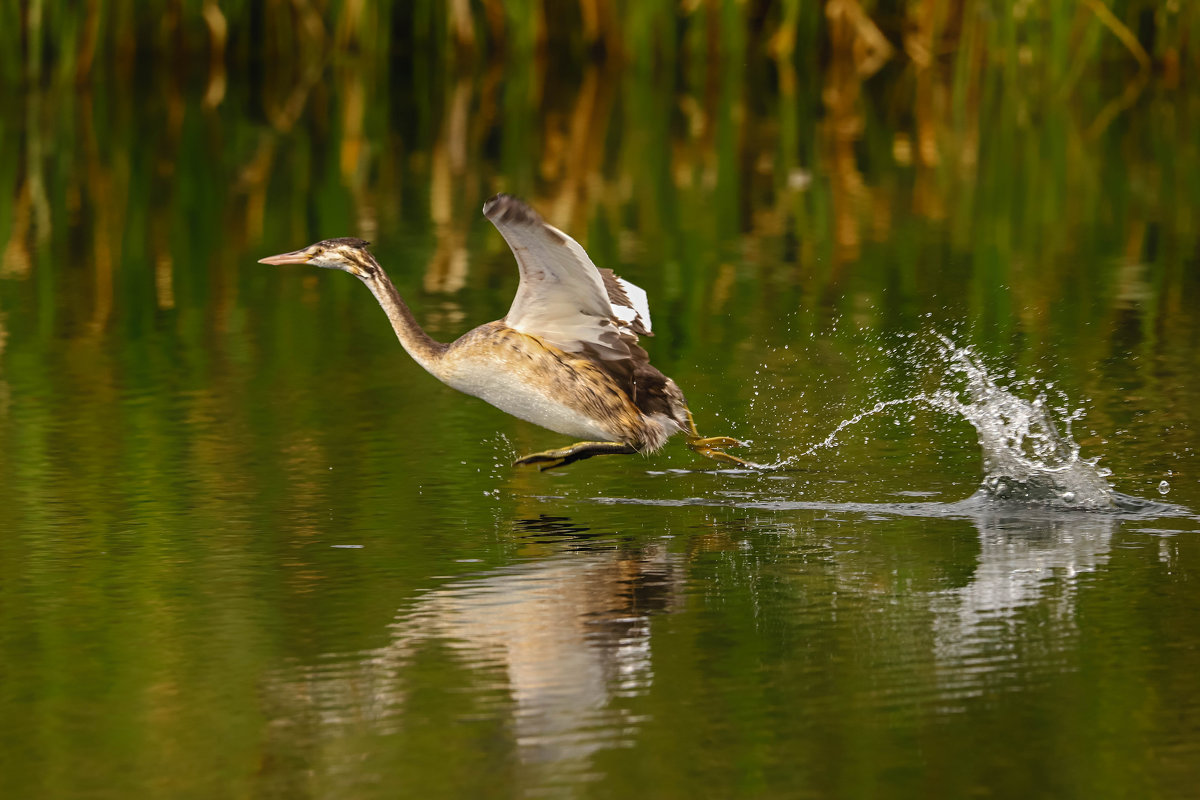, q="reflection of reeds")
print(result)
[2,4,1194,266]
[1,0,1197,412]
